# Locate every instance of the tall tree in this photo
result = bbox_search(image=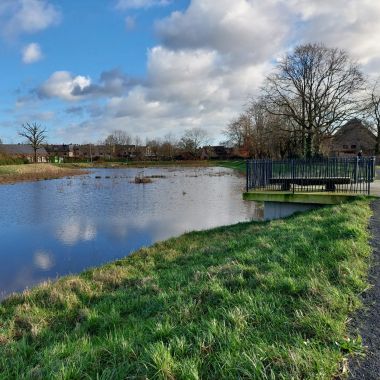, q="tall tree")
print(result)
[160,133,177,160]
[262,43,364,157]
[18,122,47,163]
[179,128,209,157]
[365,79,380,154]
[224,114,253,151]
[103,130,132,156]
